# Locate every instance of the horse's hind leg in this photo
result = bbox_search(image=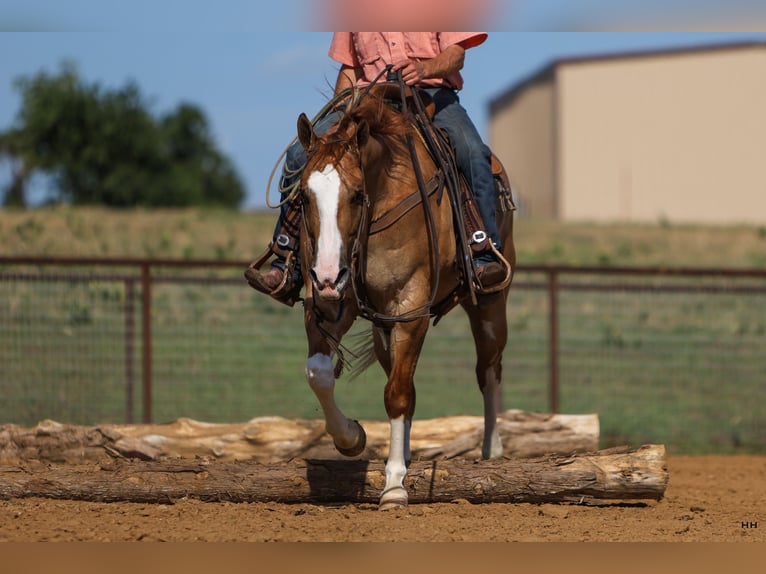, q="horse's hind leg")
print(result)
[464,296,509,459]
[304,305,367,457]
